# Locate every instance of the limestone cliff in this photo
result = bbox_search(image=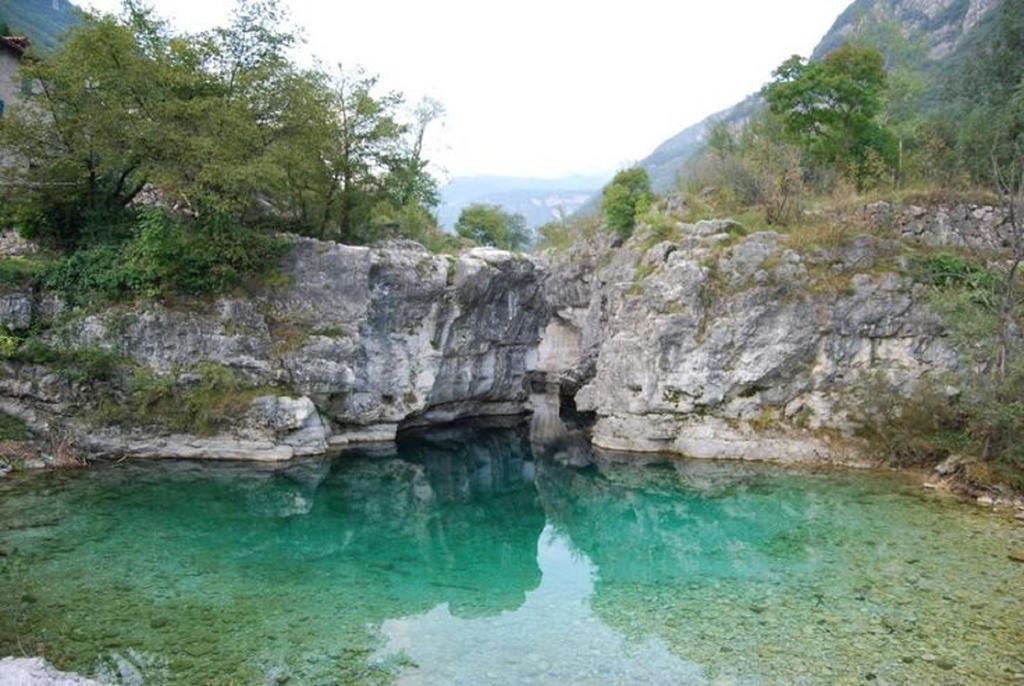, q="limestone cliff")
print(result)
[539,202,1011,462]
[0,201,1010,466]
[0,238,547,461]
